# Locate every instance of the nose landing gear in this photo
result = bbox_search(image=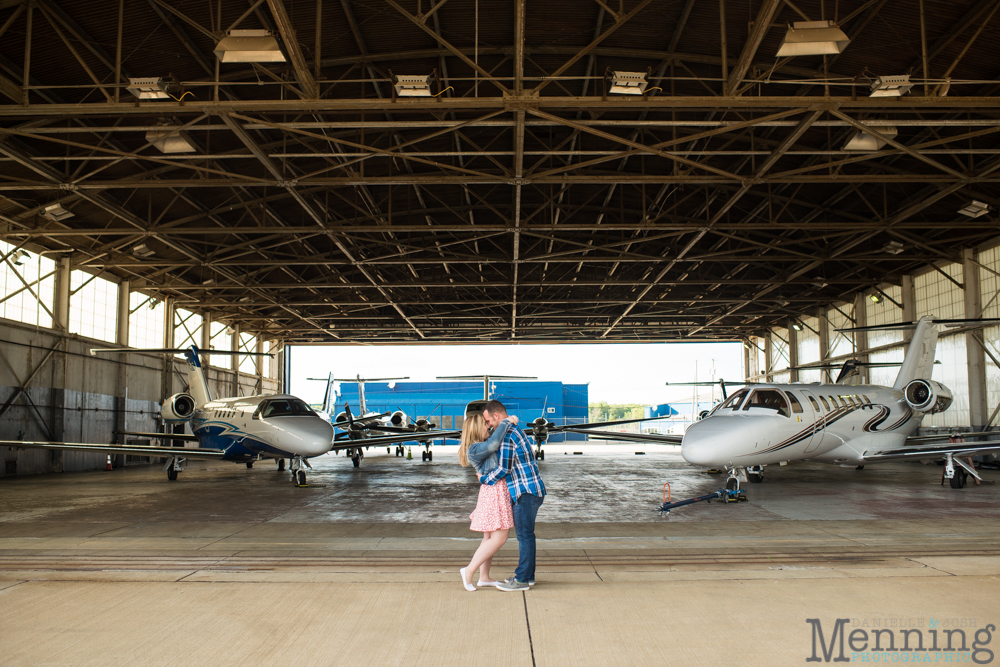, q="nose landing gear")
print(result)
[746,465,764,484]
[290,456,308,486]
